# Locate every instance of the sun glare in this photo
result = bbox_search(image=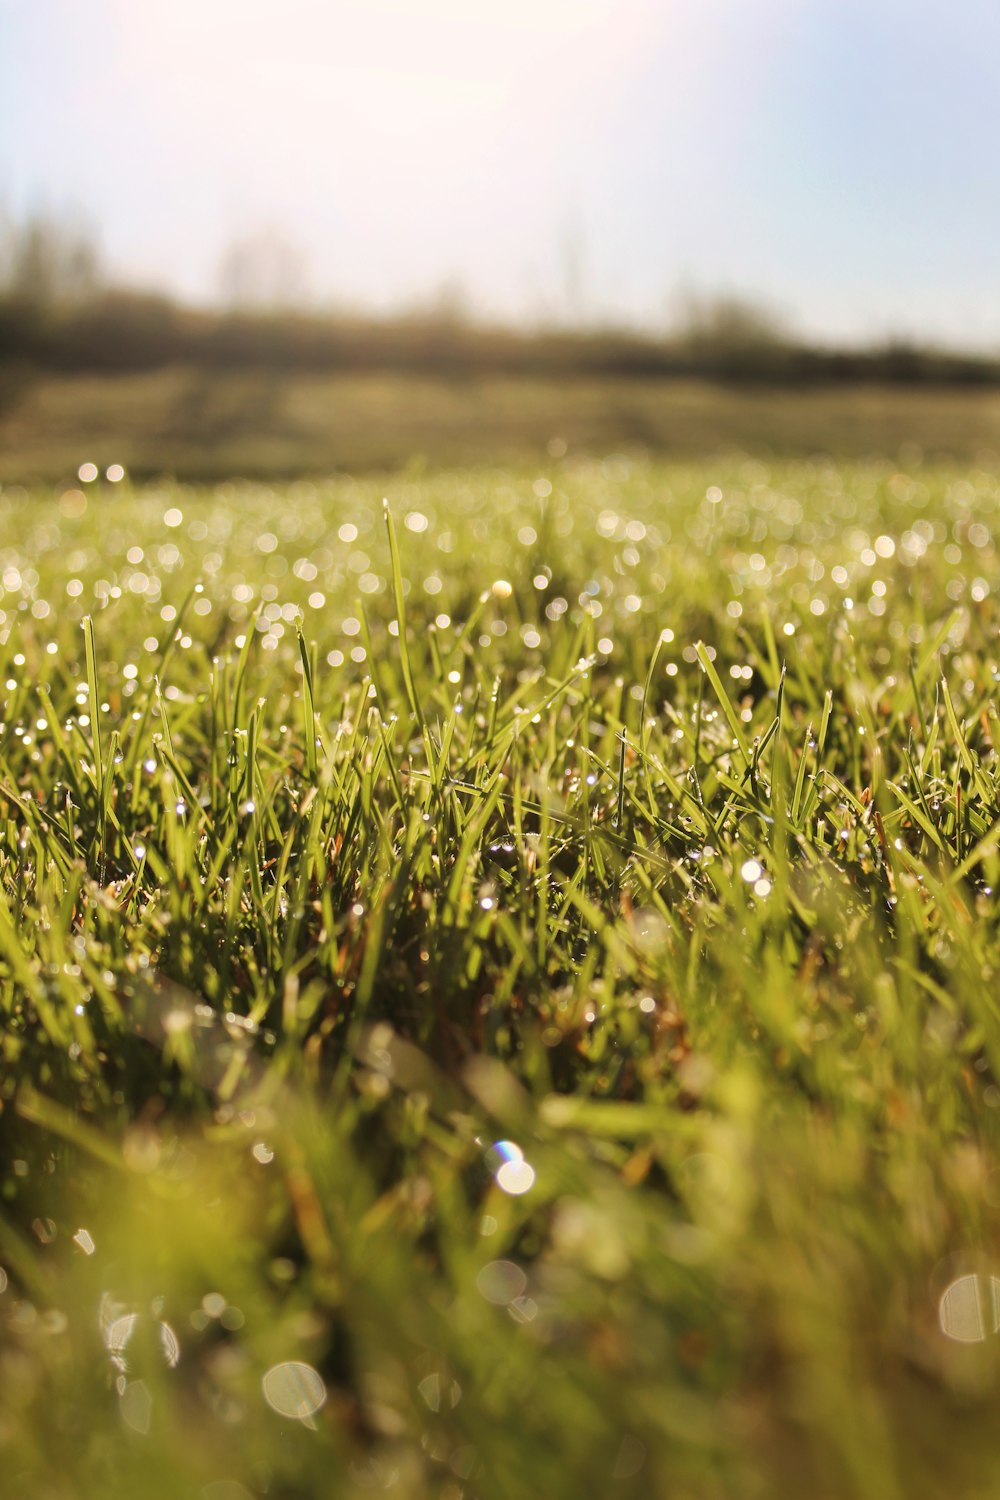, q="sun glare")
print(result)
[105,0,658,307]
[121,0,632,105]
